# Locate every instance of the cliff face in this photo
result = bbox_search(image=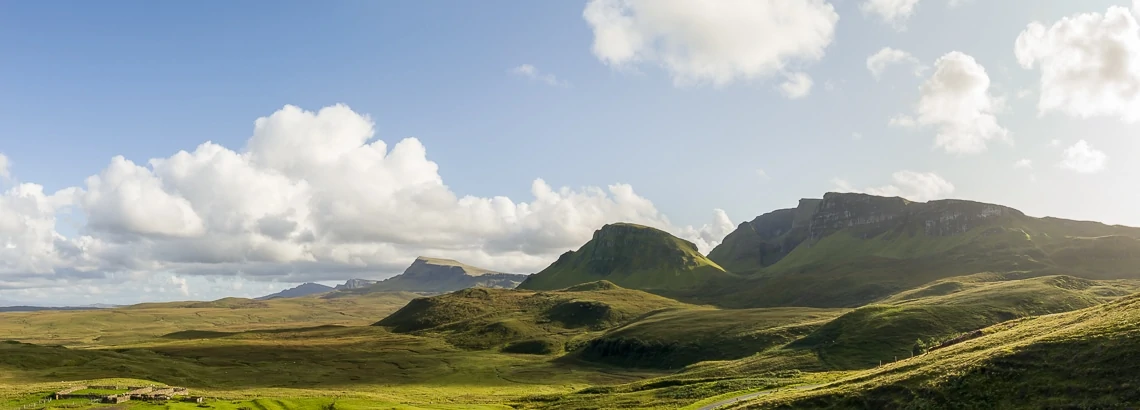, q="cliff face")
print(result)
[806,193,1021,241]
[517,223,730,292]
[709,193,1024,274]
